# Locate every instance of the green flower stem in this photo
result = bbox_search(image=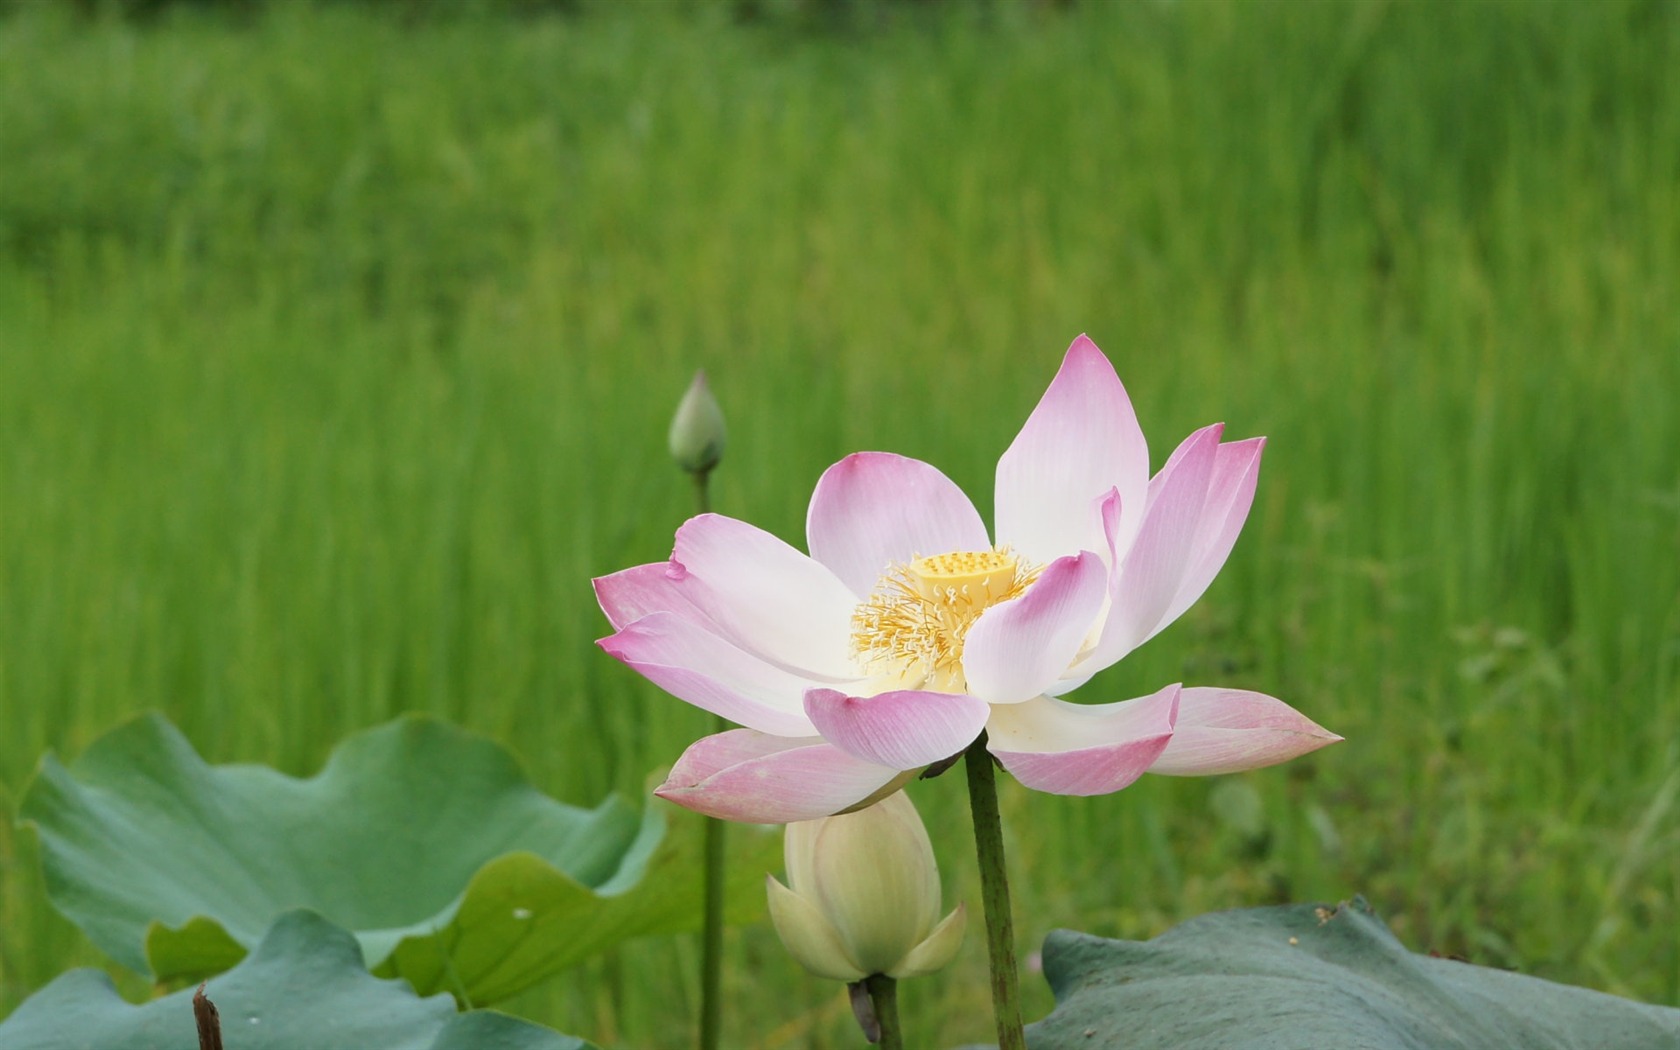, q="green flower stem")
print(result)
[691,469,713,518]
[692,466,726,1050]
[964,732,1025,1050]
[864,973,903,1050]
[700,772,725,1050]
